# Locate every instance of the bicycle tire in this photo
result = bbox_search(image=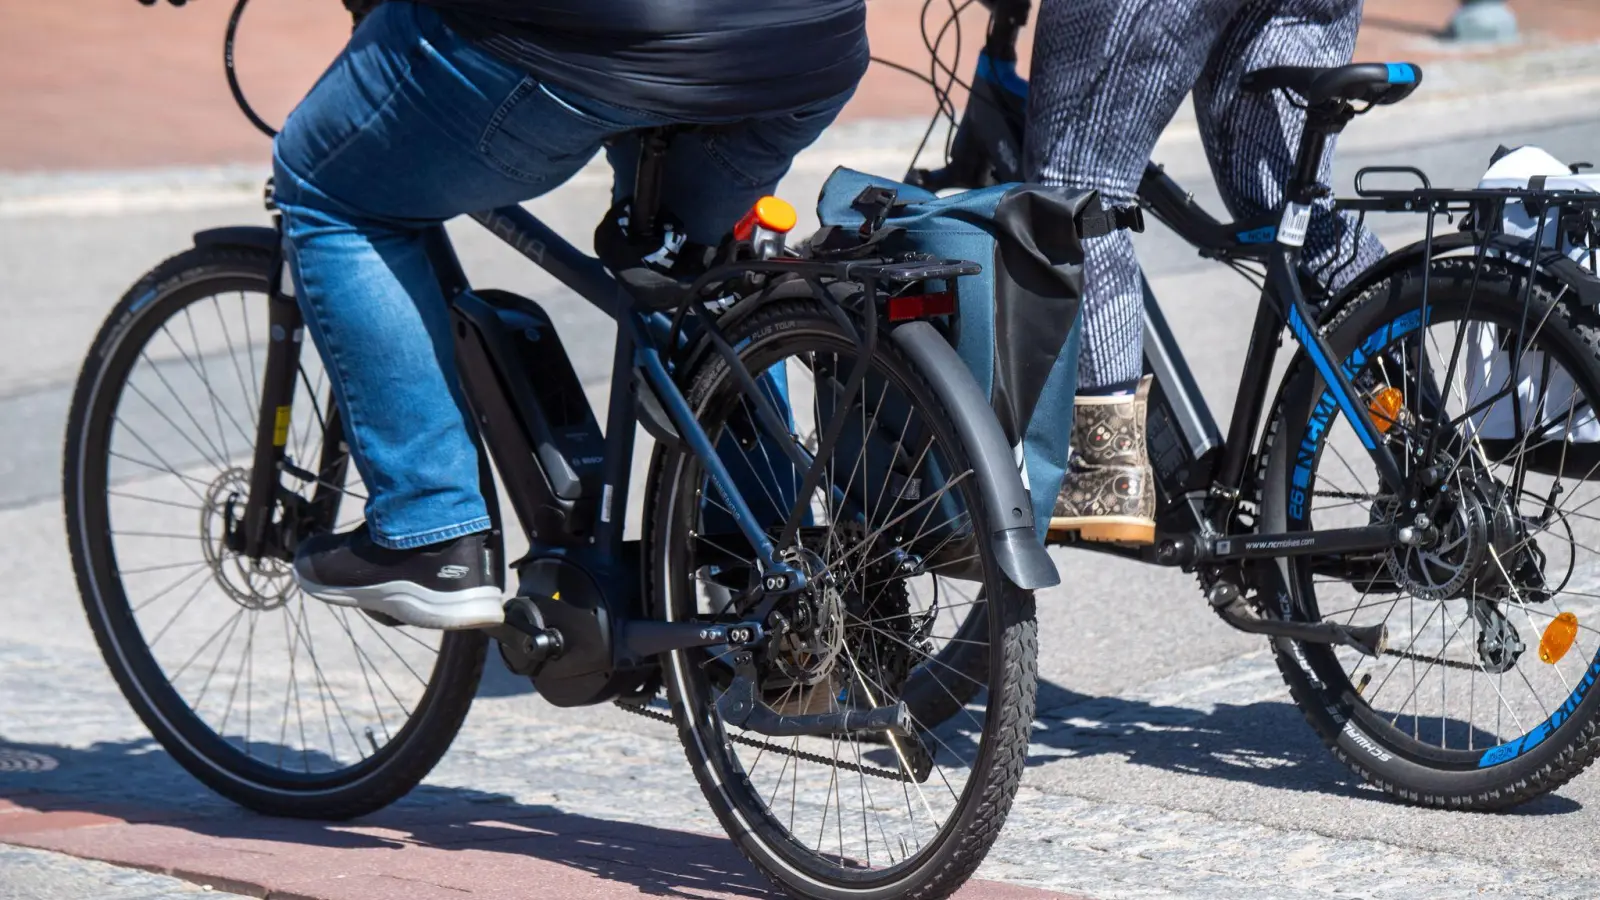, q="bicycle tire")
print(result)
[64,243,486,819]
[1259,256,1600,809]
[644,286,1036,898]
